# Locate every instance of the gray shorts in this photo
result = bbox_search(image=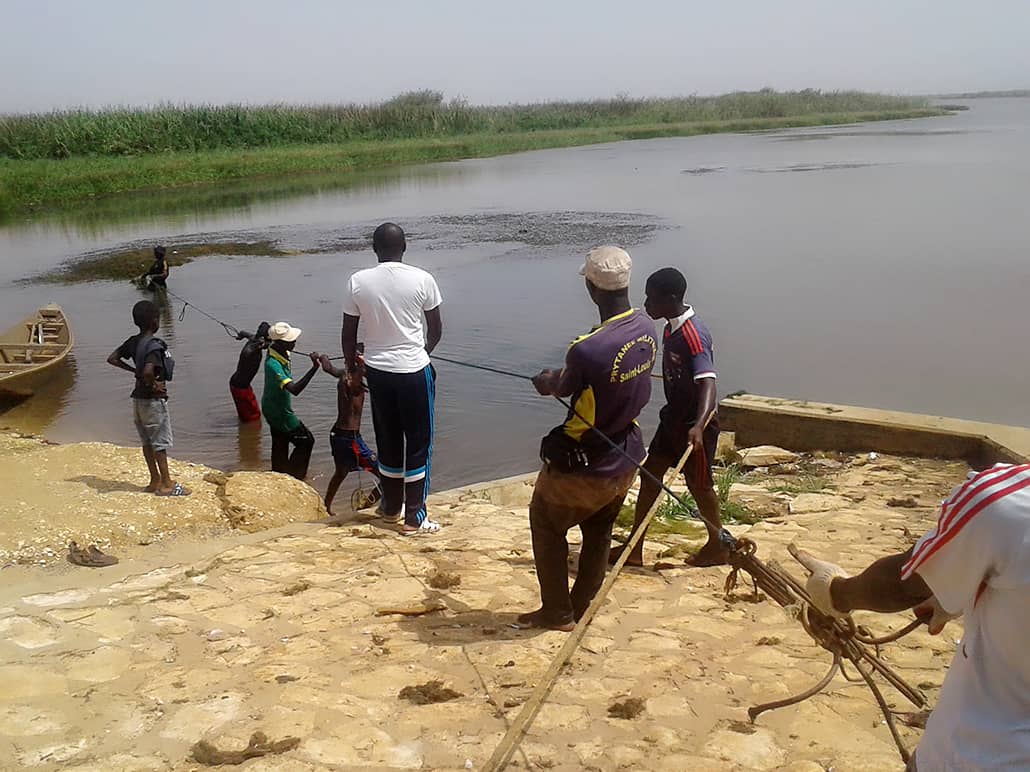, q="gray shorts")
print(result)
[133,398,173,452]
